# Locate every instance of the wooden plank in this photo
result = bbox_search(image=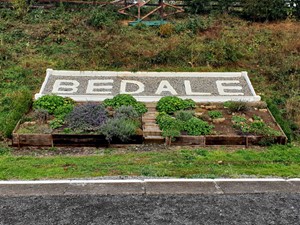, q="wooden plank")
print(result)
[172,135,205,146]
[12,134,53,147]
